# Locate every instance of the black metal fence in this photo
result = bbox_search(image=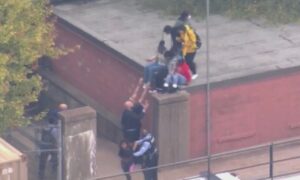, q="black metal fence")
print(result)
[2,122,63,180]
